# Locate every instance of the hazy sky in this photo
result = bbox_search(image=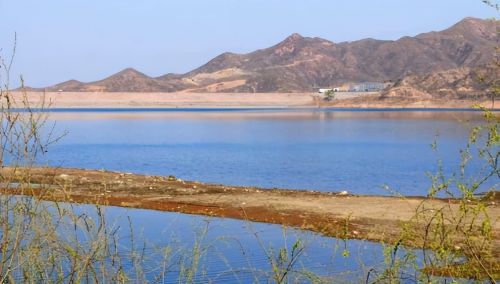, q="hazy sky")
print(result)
[1,0,498,87]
